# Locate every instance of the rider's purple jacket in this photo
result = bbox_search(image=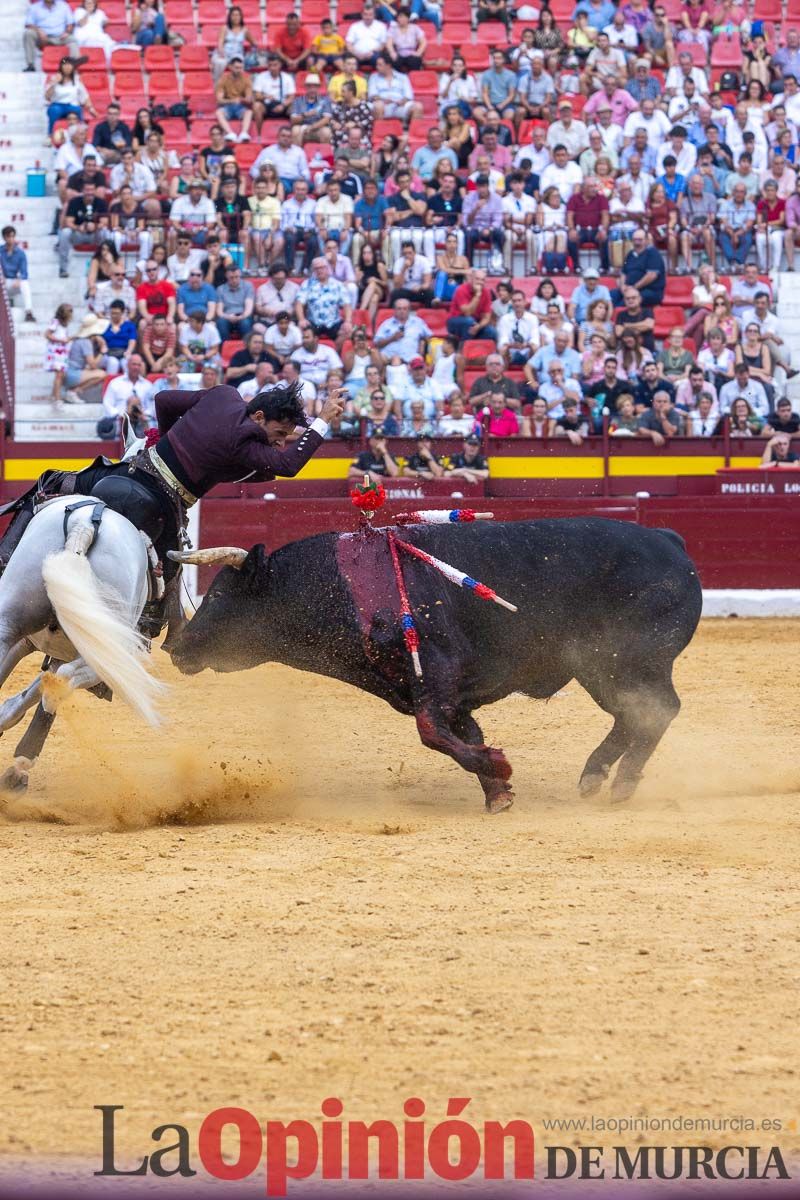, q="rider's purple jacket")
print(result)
[153,385,325,498]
